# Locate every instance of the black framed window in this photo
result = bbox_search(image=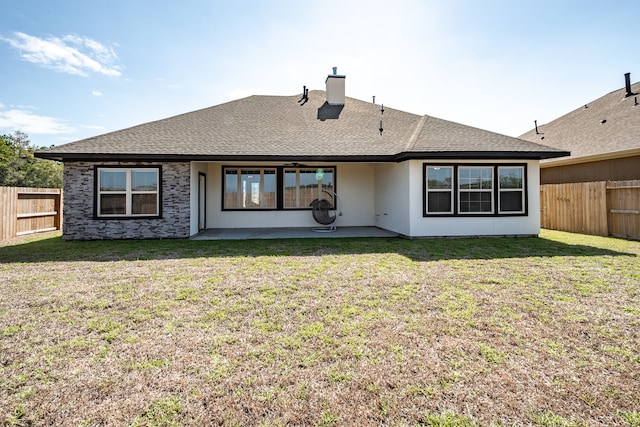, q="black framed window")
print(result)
[425,166,454,214]
[223,168,277,209]
[222,166,335,210]
[458,166,494,214]
[498,166,525,213]
[423,163,527,217]
[283,167,334,209]
[96,166,161,218]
